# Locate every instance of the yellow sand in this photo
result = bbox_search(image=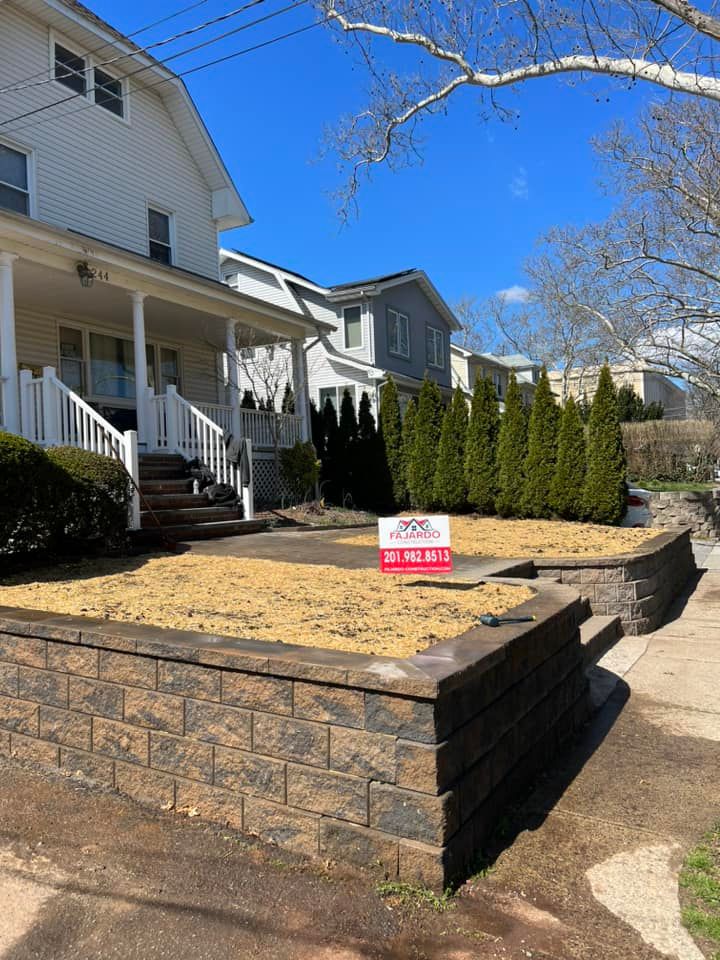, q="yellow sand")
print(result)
[337,516,656,559]
[0,555,534,658]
